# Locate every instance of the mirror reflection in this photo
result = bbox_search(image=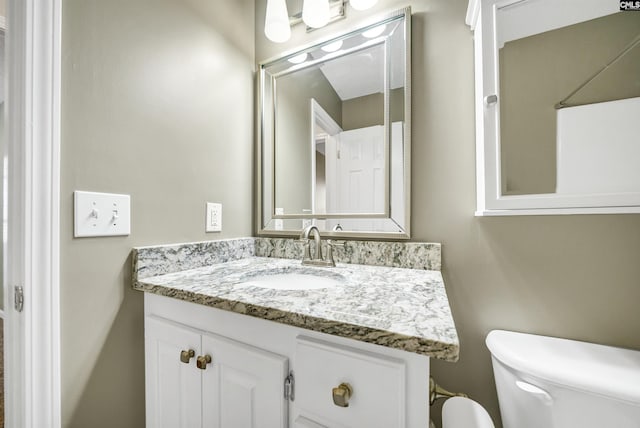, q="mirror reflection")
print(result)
[259,9,410,237]
[498,8,640,197]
